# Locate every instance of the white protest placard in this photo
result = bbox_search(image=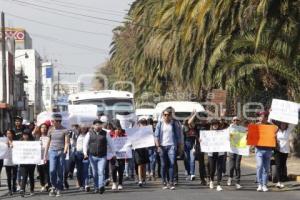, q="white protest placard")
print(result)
[12,141,42,164]
[0,137,8,159]
[68,105,98,126]
[269,99,300,125]
[116,113,137,129]
[229,130,250,156]
[126,125,155,149]
[112,137,132,159]
[200,130,231,153]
